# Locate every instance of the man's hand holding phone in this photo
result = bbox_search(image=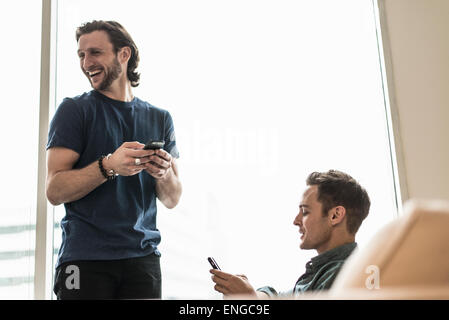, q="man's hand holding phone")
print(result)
[208,257,258,297]
[210,269,257,297]
[141,141,173,180]
[102,141,153,177]
[141,140,181,209]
